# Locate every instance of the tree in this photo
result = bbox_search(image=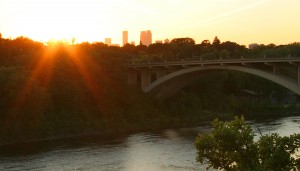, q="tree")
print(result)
[170,37,196,59]
[212,36,220,46]
[220,49,230,59]
[170,37,195,45]
[72,37,76,45]
[201,39,211,46]
[195,116,300,171]
[220,41,247,58]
